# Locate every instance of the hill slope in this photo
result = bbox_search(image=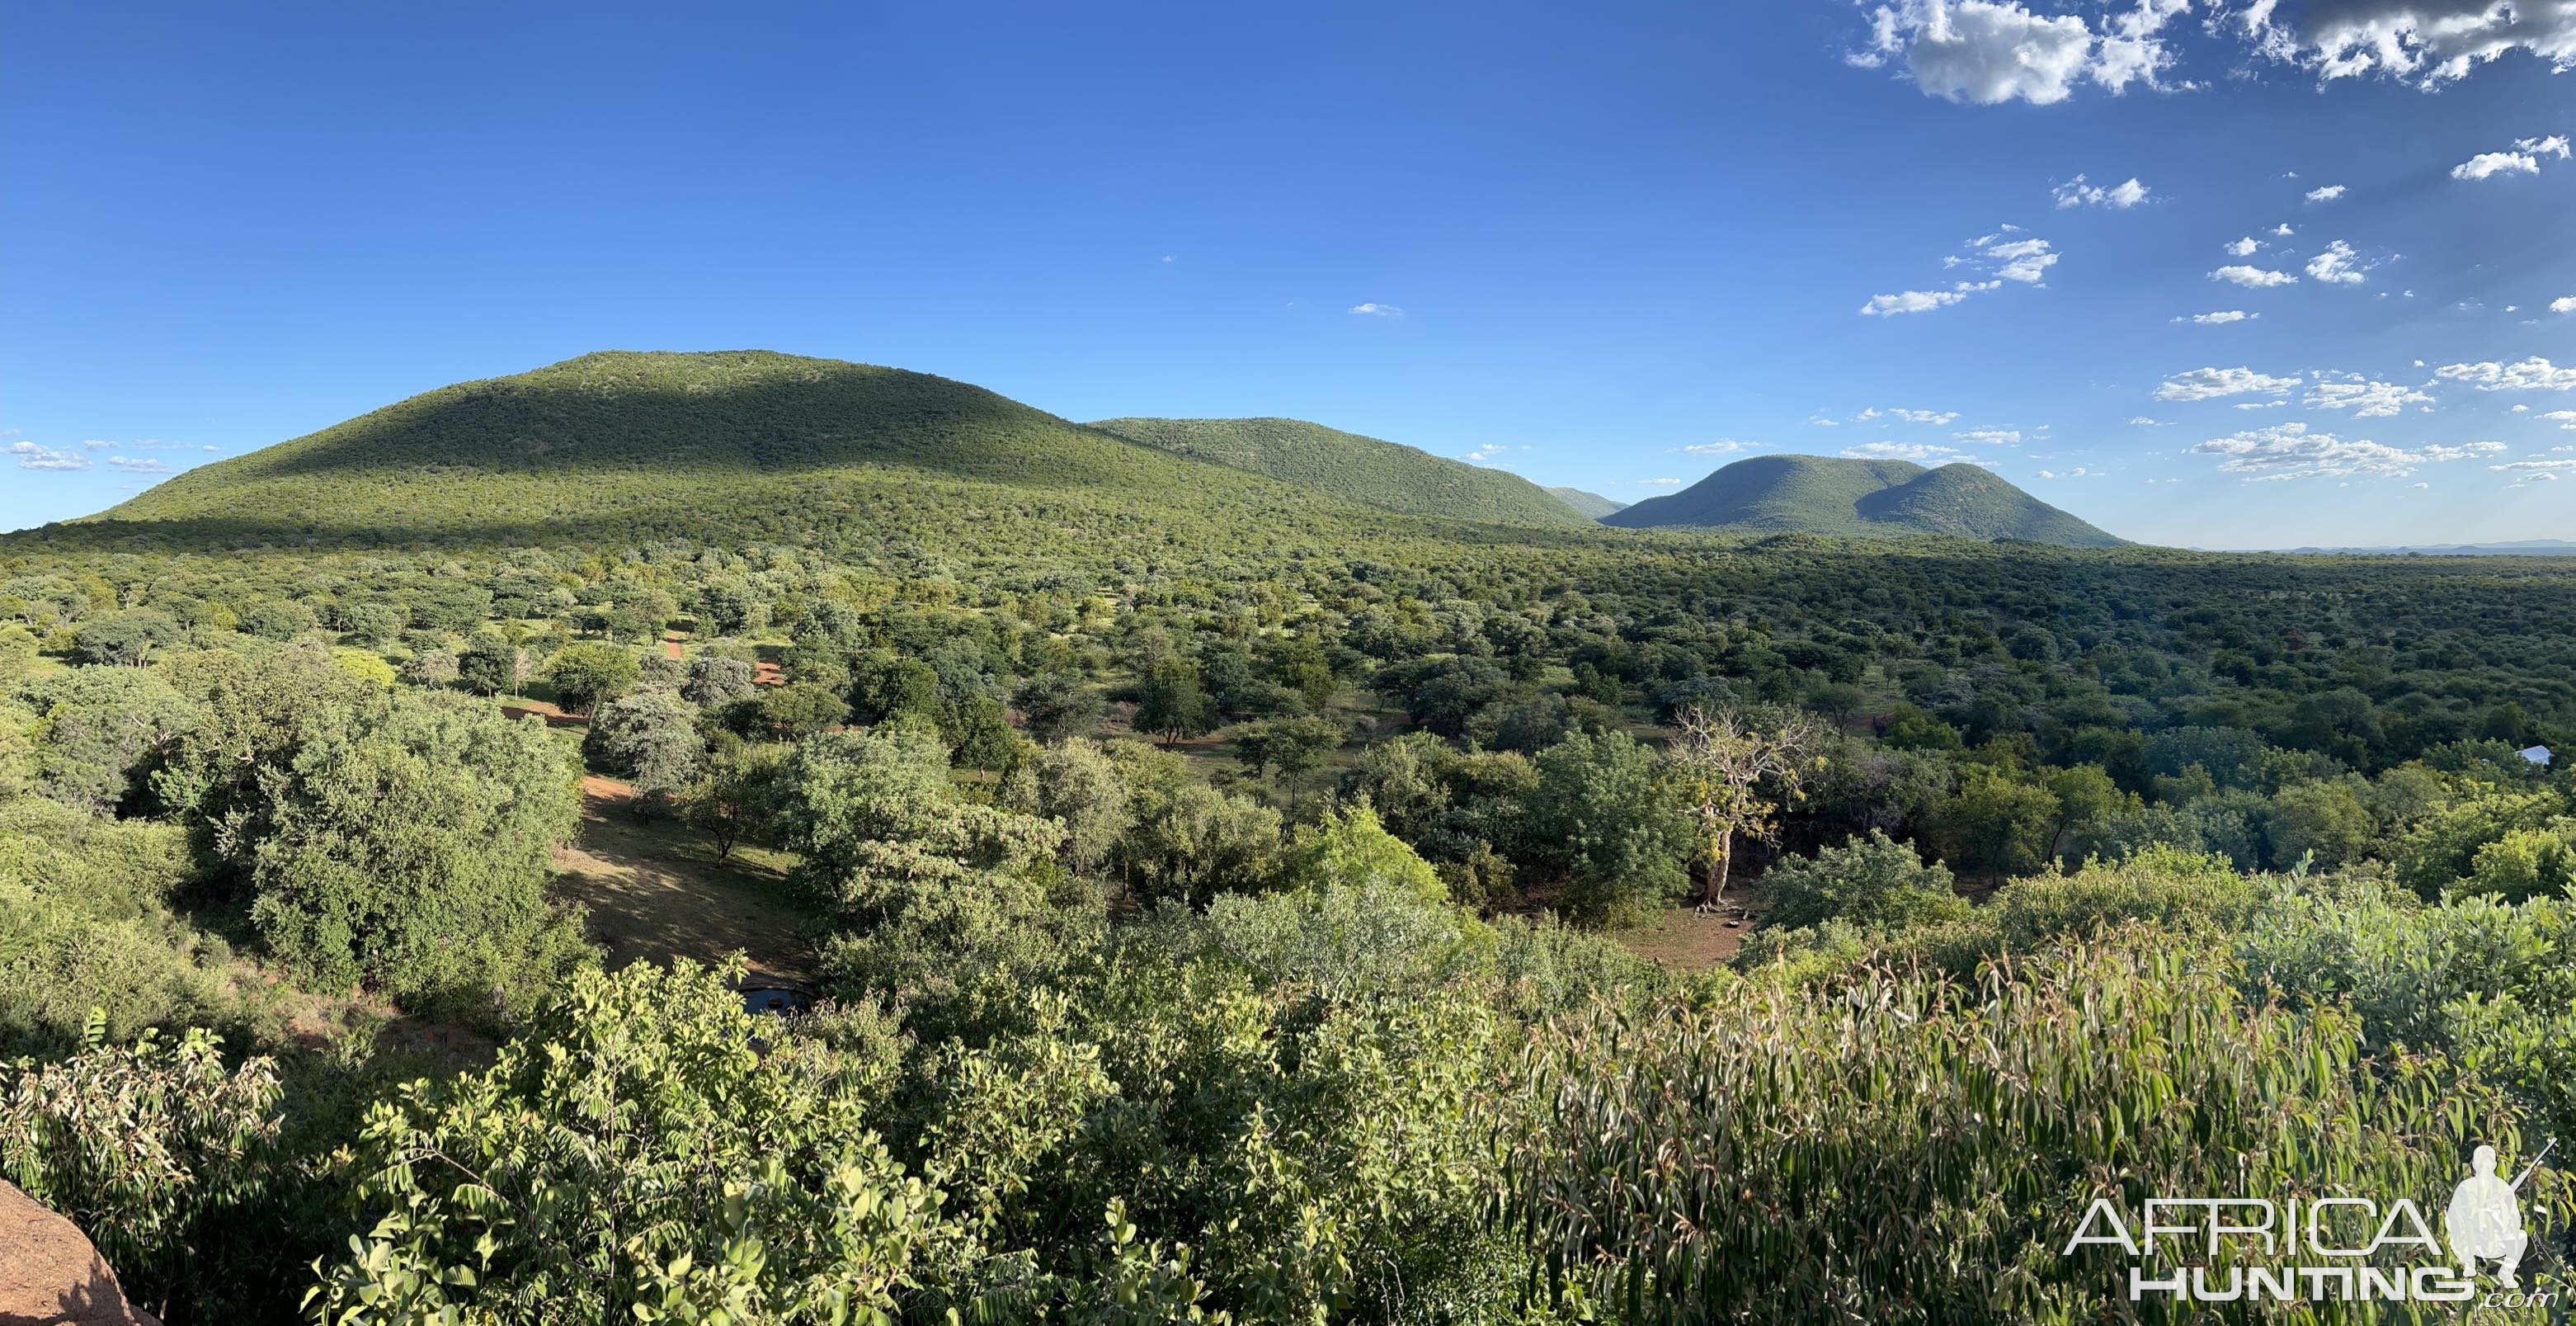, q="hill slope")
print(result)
[76,352,1476,552]
[1544,487,1627,520]
[1602,455,2123,546]
[1086,418,1590,527]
